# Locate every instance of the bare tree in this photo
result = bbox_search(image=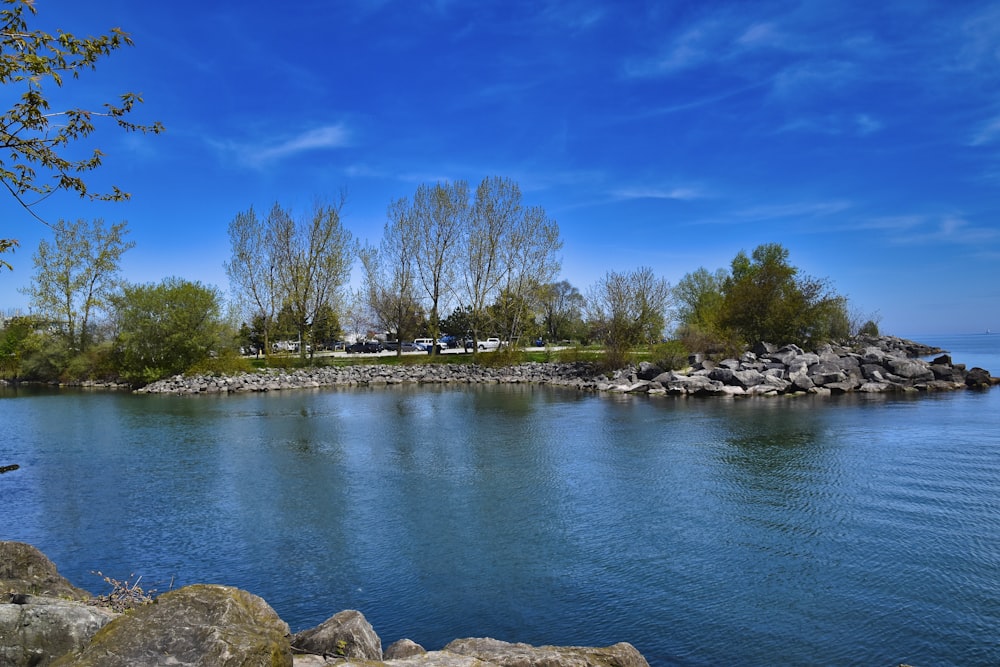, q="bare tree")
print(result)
[587,266,671,366]
[358,197,423,355]
[412,181,468,353]
[23,218,134,352]
[225,205,281,358]
[458,176,561,351]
